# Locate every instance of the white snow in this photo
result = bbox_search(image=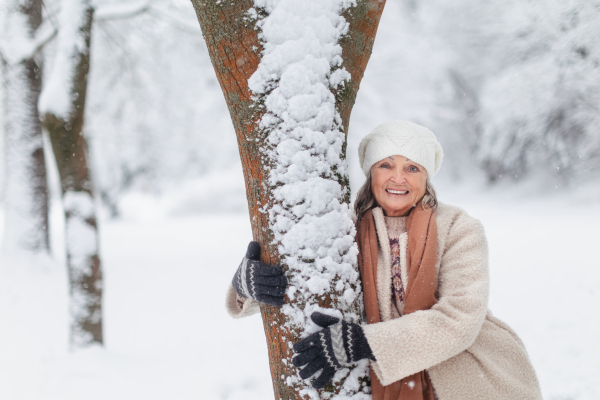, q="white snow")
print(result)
[0,59,48,252]
[250,0,354,324]
[0,186,598,399]
[62,190,101,347]
[38,0,90,118]
[249,0,366,396]
[64,190,96,219]
[0,8,56,66]
[0,5,34,65]
[65,214,97,275]
[1,1,49,253]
